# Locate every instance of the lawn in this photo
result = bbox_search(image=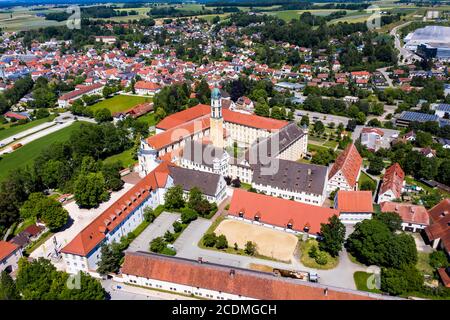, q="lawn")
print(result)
[137,112,157,127]
[307,143,328,153]
[323,140,338,149]
[416,252,434,276]
[0,121,86,181]
[299,239,339,270]
[88,95,151,114]
[0,116,55,142]
[104,148,136,168]
[358,171,376,190]
[353,271,383,294]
